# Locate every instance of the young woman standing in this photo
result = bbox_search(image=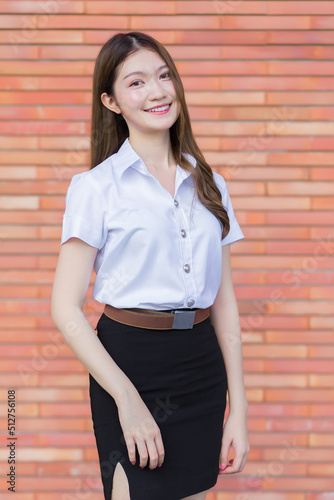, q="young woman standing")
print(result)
[51,31,249,500]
